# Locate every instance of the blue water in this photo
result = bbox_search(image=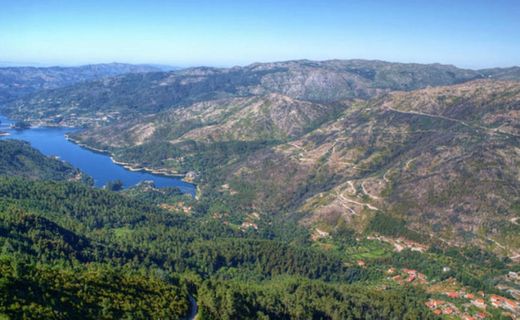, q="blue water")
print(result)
[0,115,195,196]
